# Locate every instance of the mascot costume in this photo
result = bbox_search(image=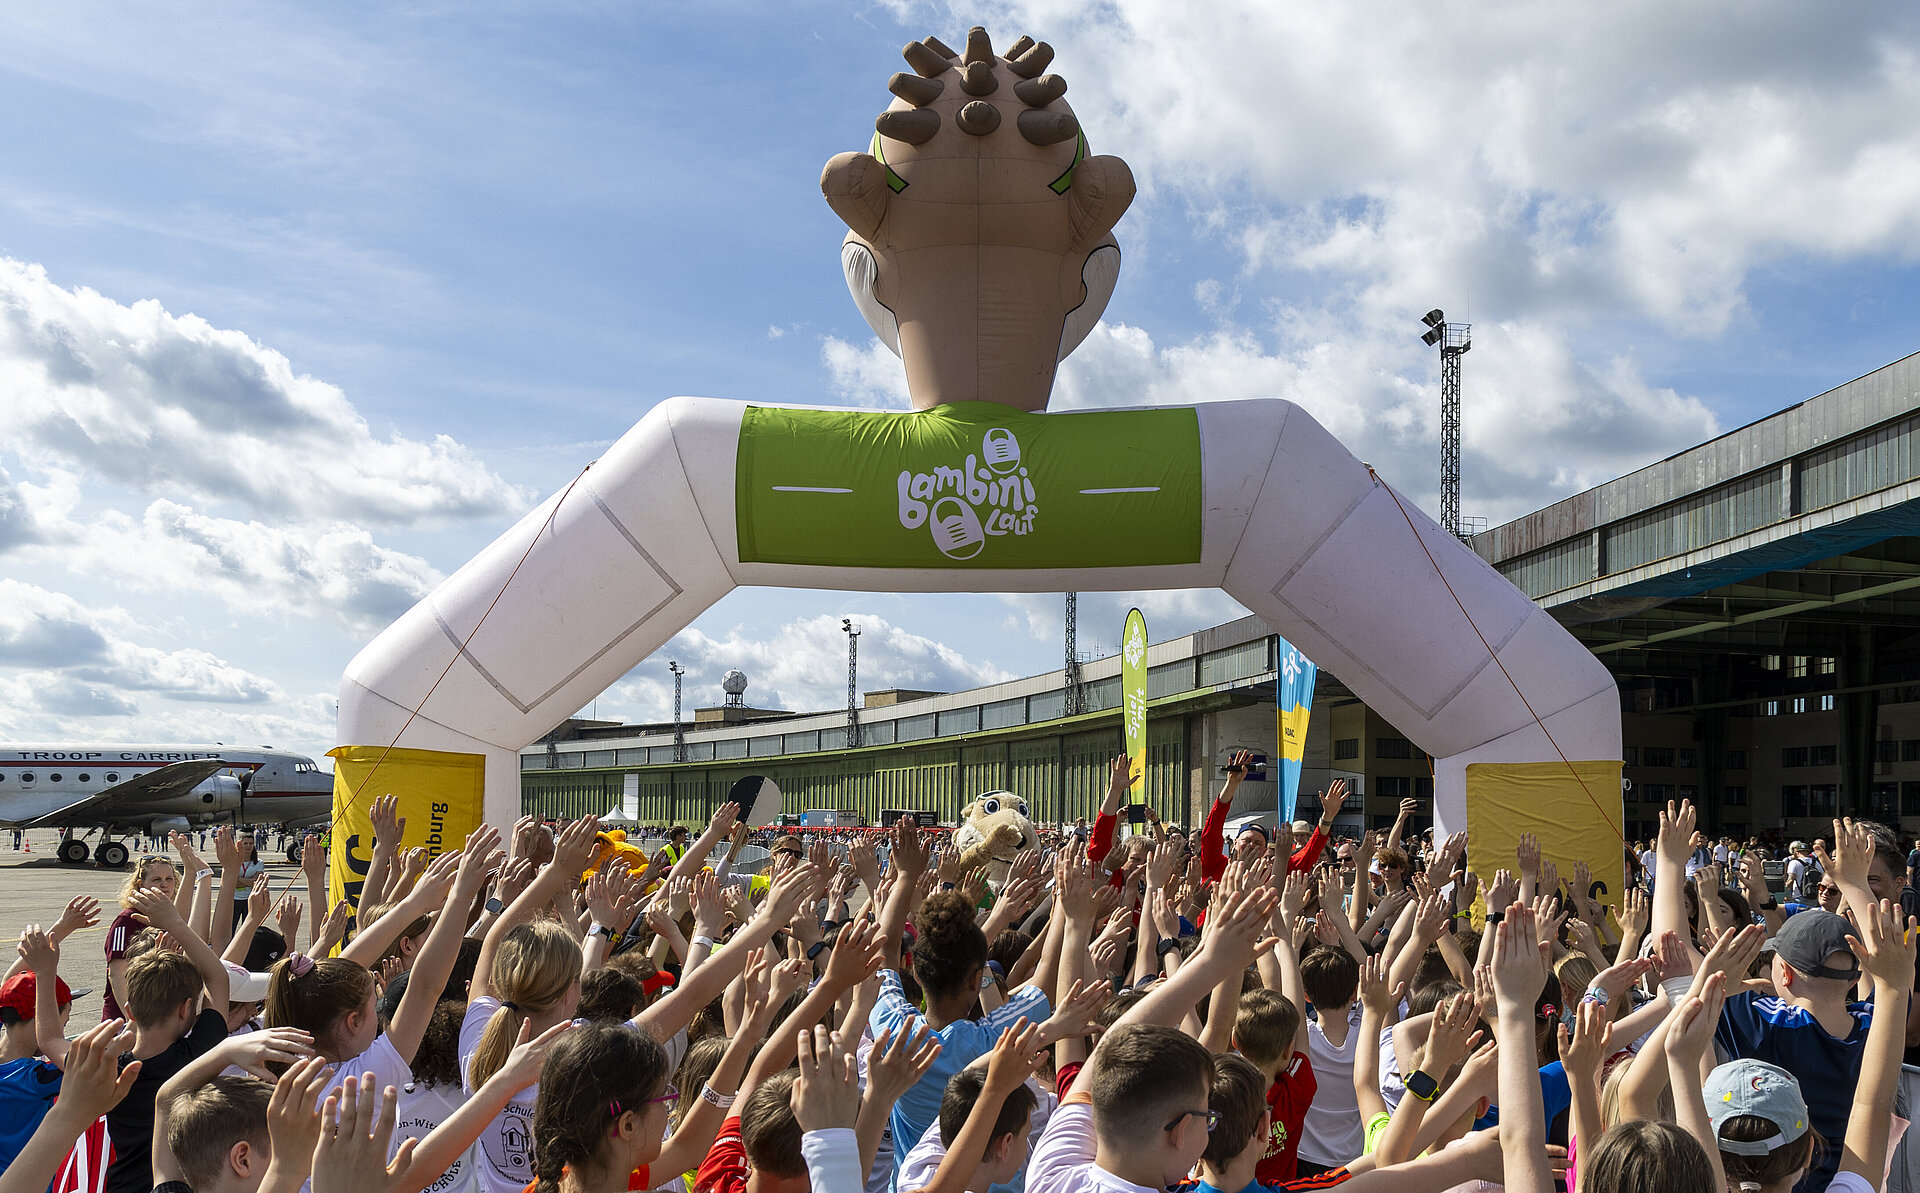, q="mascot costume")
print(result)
[949,790,1040,884]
